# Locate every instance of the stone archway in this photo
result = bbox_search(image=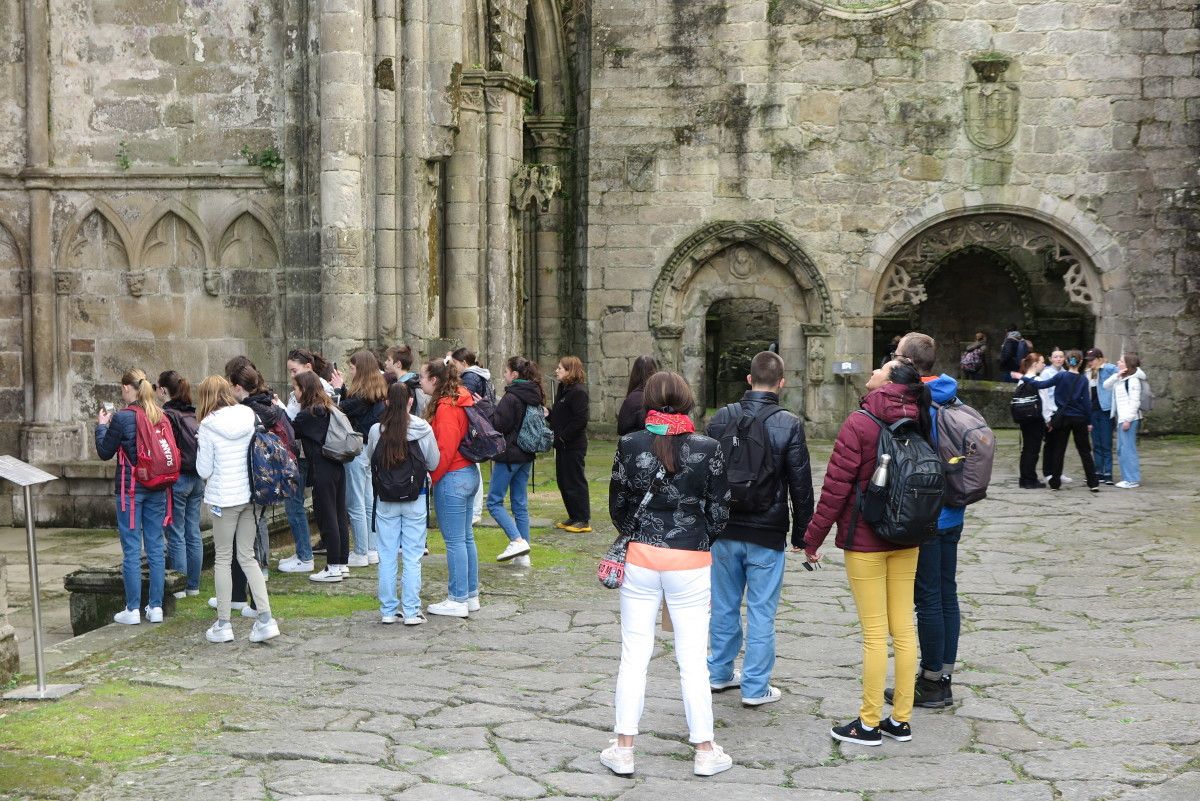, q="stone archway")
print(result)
[651,221,832,417]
